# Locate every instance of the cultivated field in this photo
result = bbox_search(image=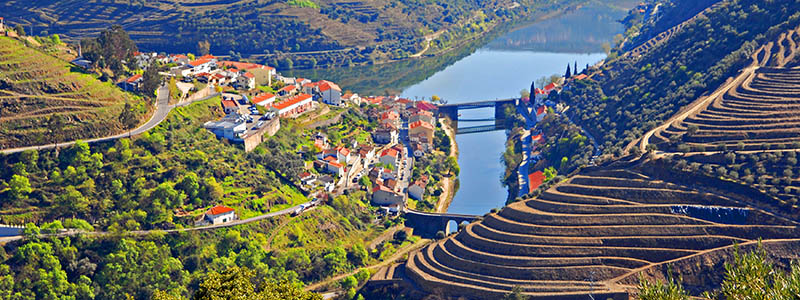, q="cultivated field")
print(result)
[404,161,800,298]
[0,36,143,149]
[645,26,800,152]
